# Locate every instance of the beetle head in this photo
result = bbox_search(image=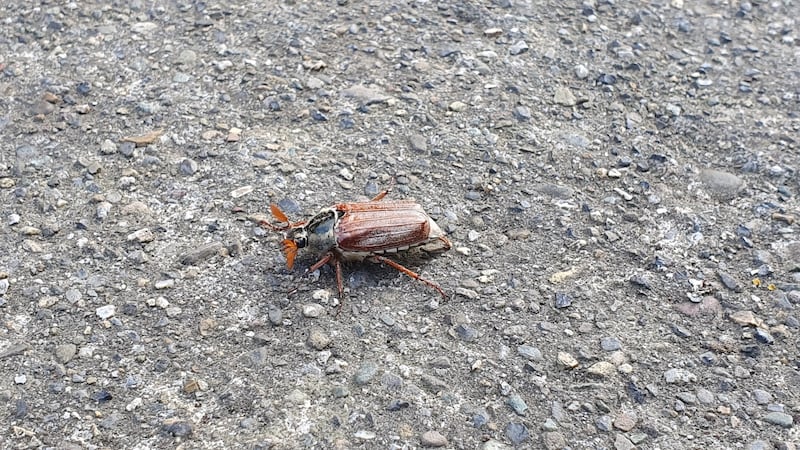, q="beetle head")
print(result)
[281,227,310,269]
[267,204,308,270]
